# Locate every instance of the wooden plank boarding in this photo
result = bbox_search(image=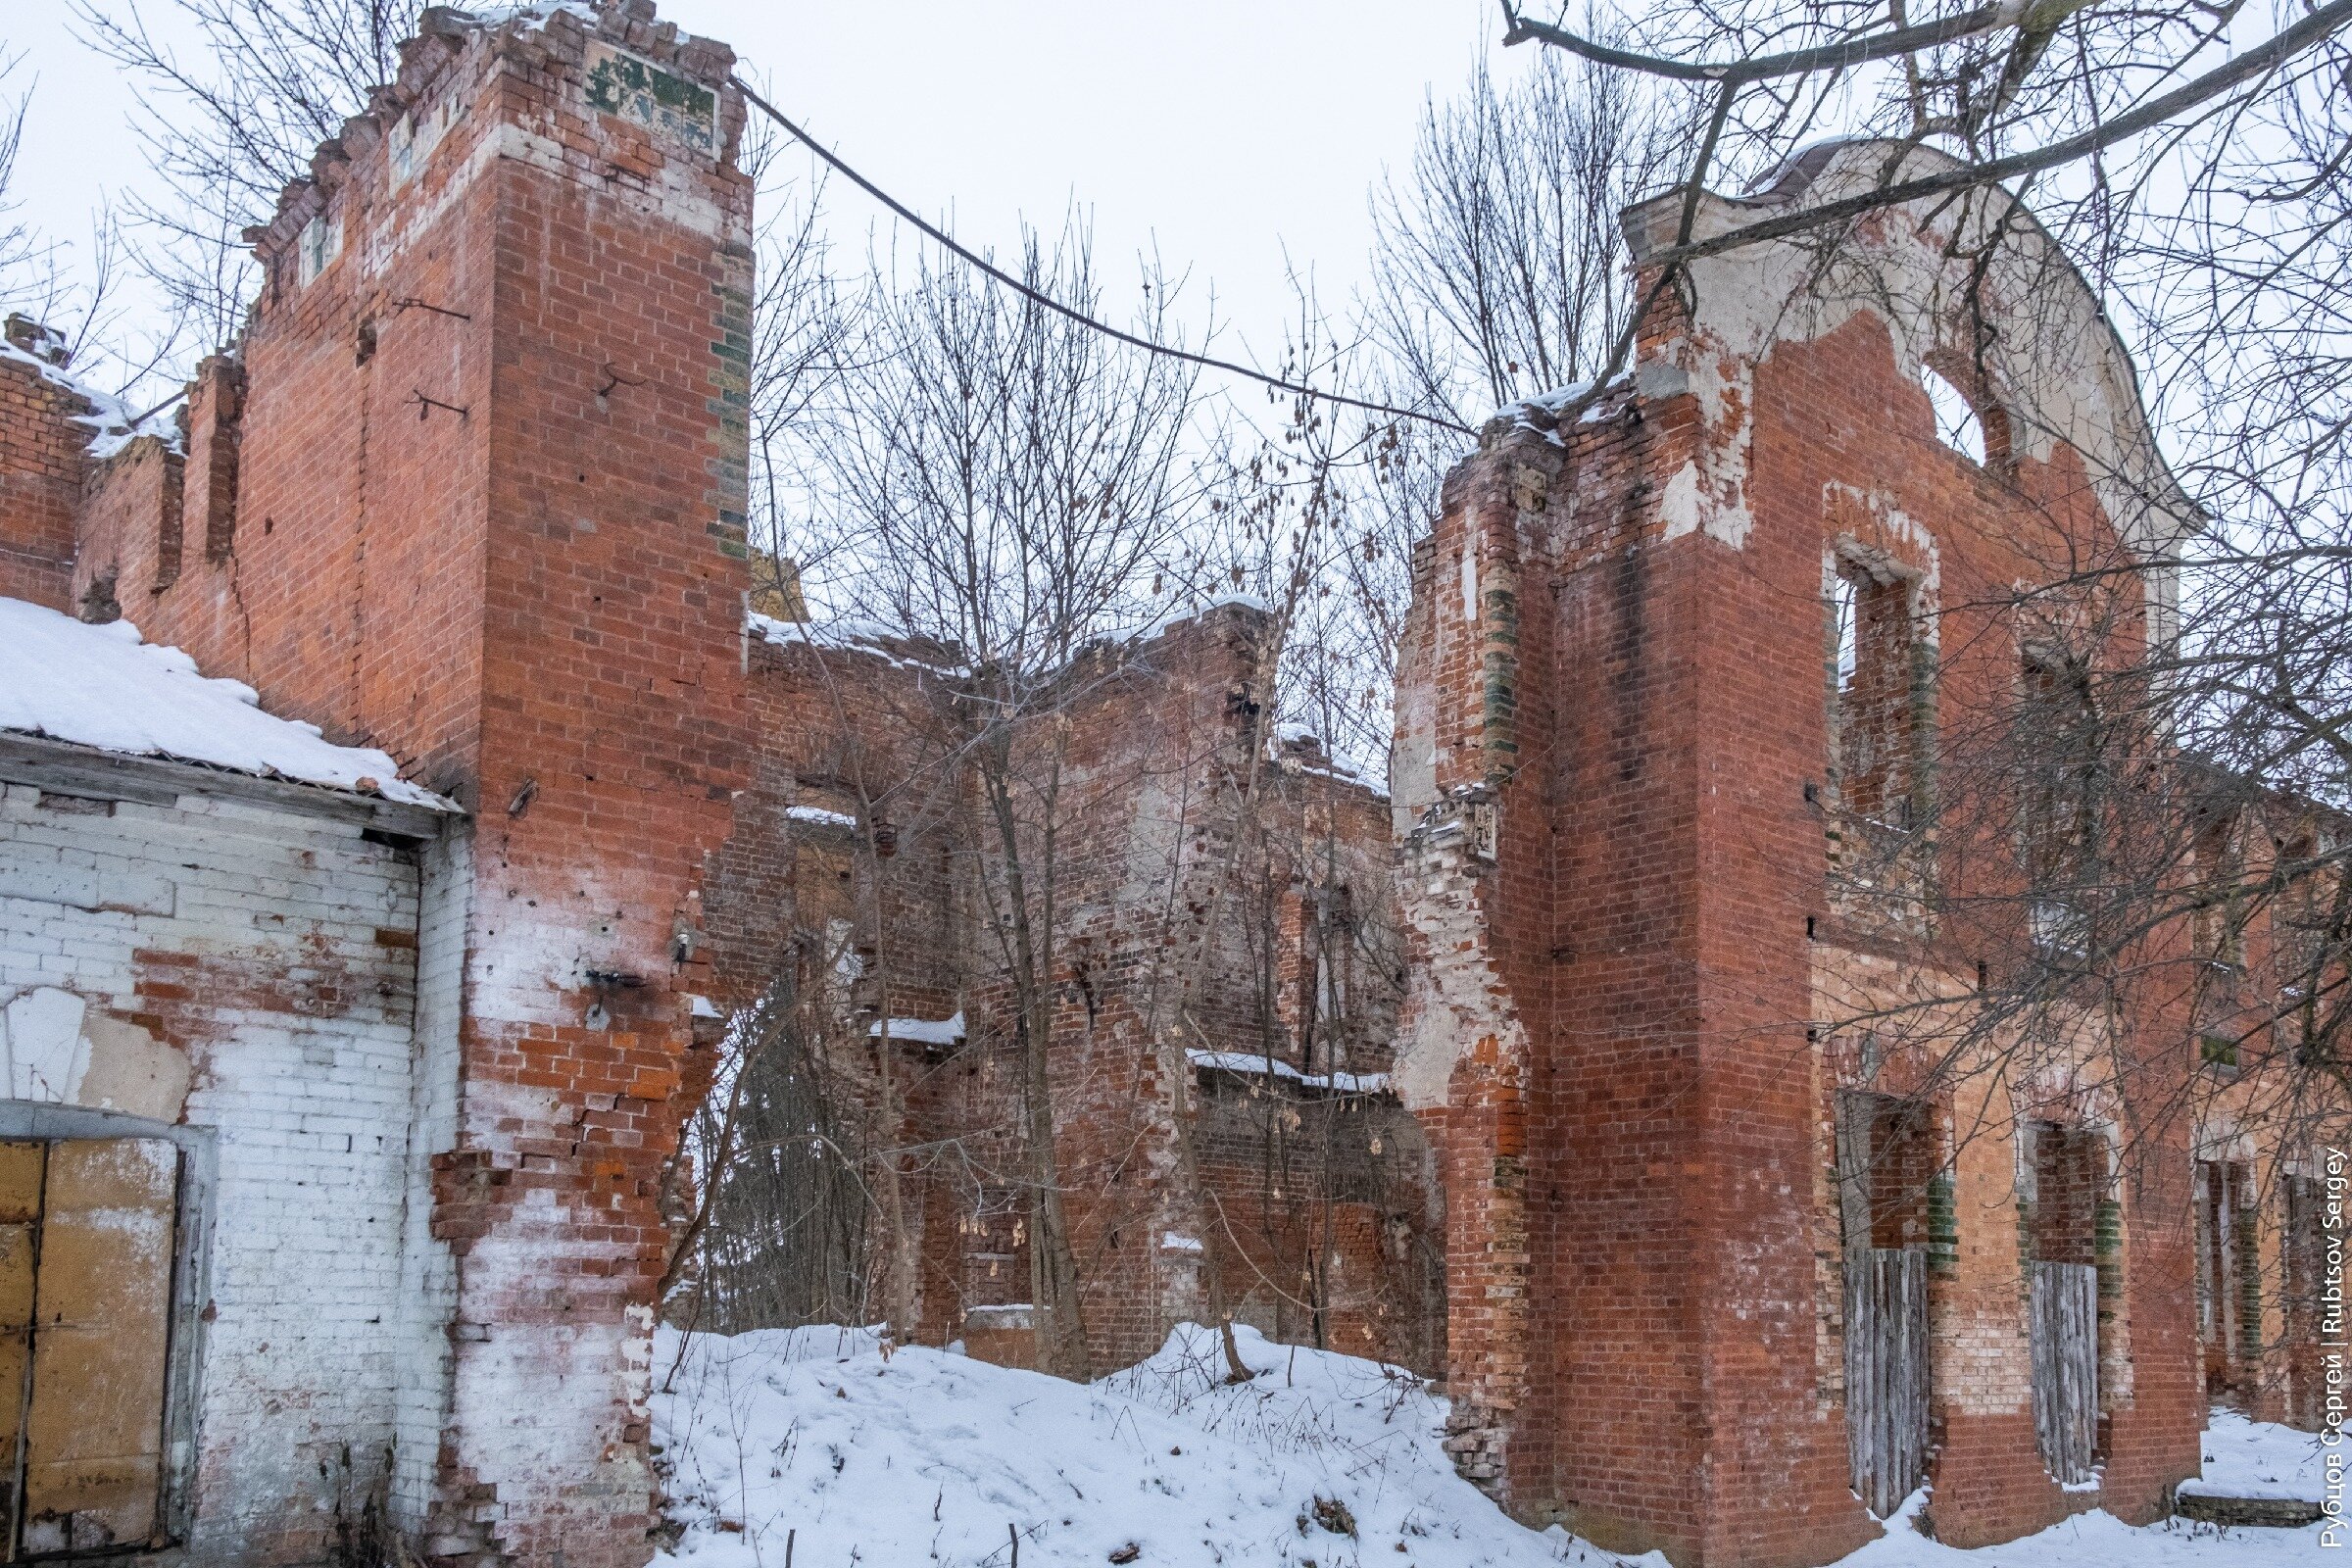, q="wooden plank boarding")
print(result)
[1845,1247,1930,1516]
[2031,1260,2098,1484]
